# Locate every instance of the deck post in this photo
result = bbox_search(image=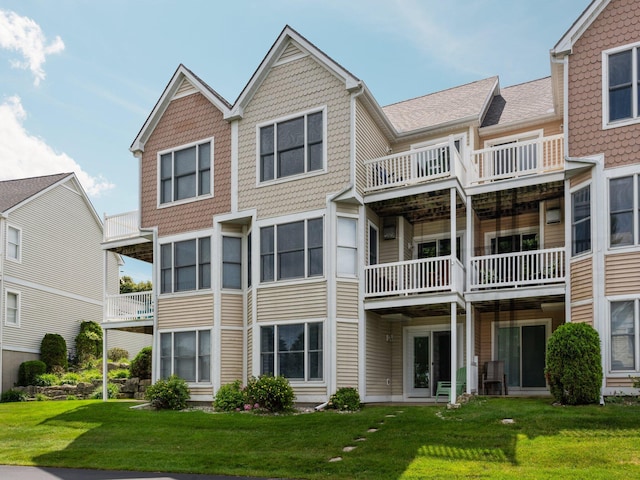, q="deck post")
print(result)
[450,301,457,405]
